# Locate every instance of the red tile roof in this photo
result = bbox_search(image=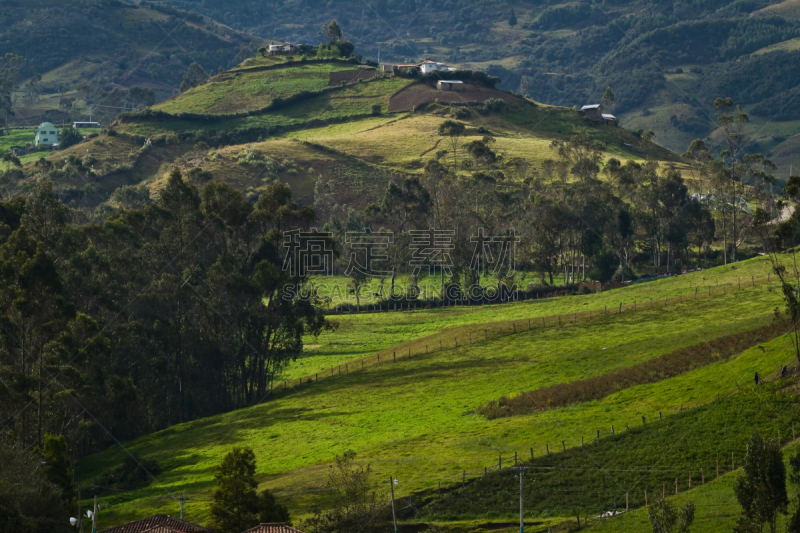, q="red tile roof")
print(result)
[241,524,305,533]
[98,515,212,533]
